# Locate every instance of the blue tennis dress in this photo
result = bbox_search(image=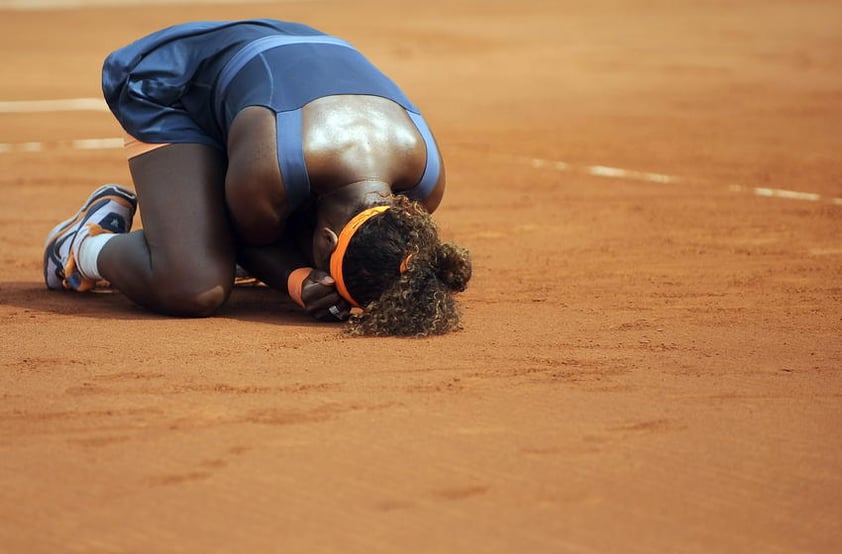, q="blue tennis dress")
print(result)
[102,19,440,210]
